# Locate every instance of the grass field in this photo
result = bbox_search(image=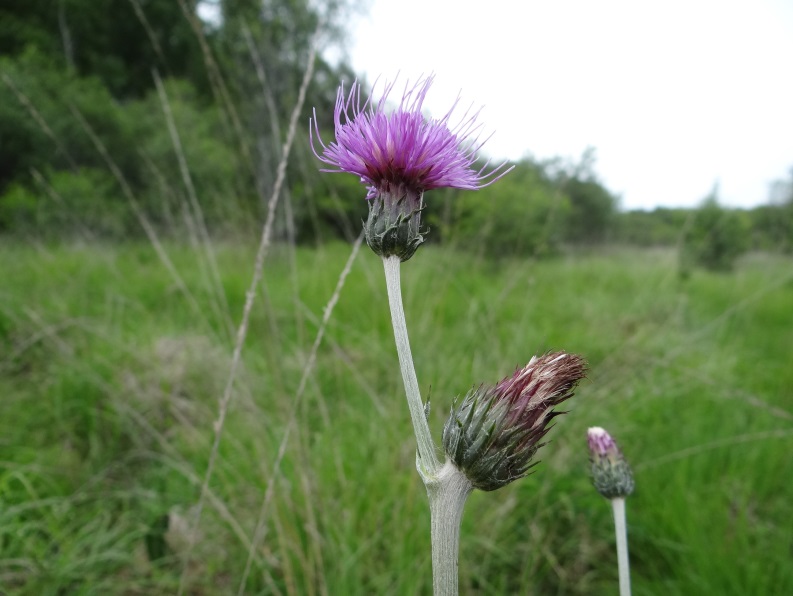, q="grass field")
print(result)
[1,240,792,594]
